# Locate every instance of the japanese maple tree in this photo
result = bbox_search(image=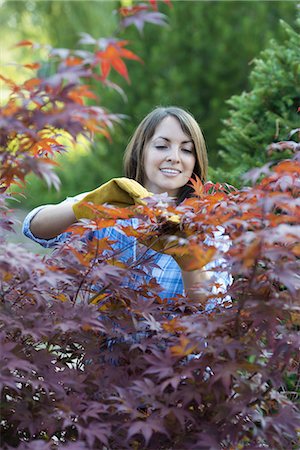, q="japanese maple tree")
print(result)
[1,1,299,449]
